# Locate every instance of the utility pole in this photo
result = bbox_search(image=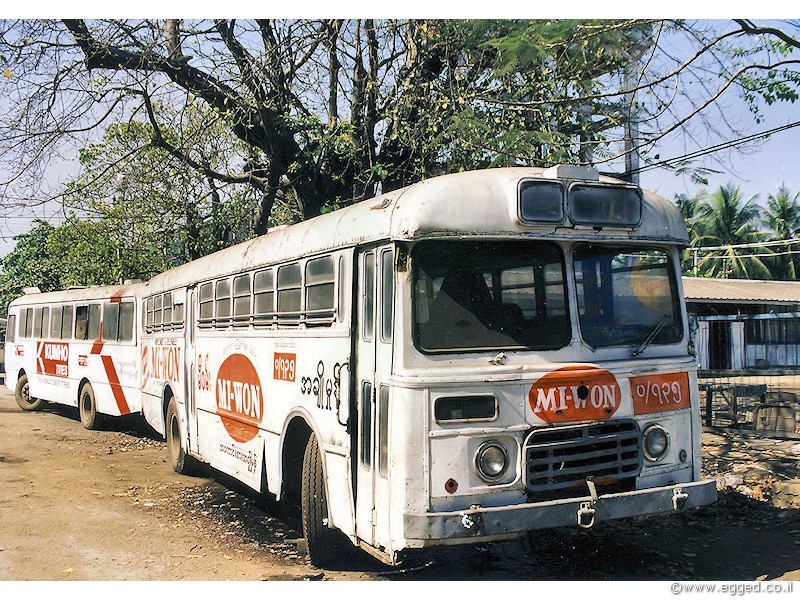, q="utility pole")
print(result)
[623,26,651,185]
